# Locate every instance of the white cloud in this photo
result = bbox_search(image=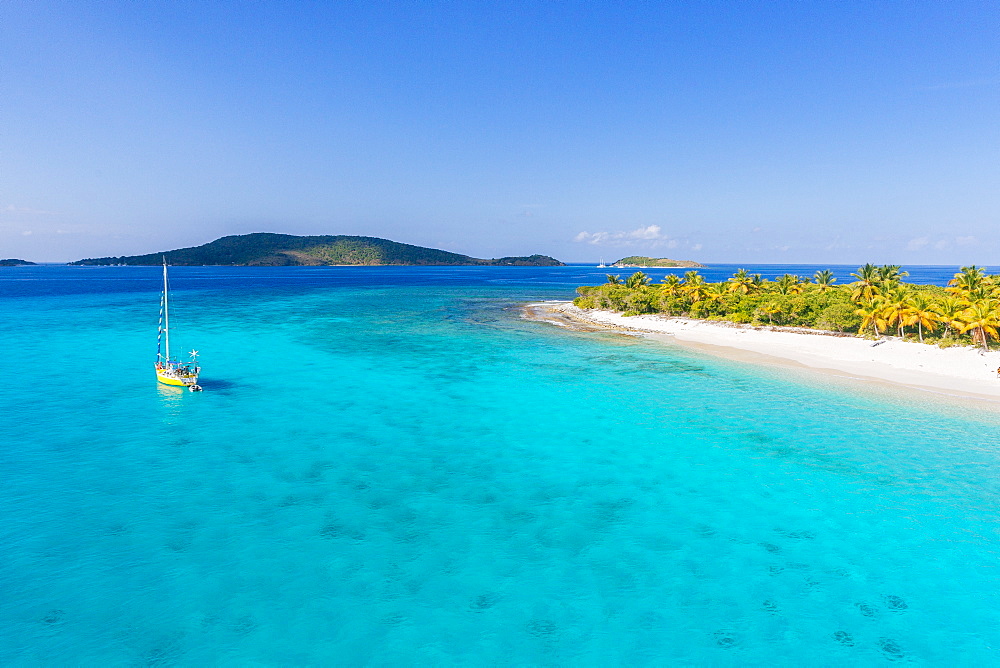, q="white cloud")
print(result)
[955,235,977,246]
[573,225,670,246]
[21,230,33,236]
[572,226,707,256]
[630,225,664,240]
[906,236,929,251]
[934,239,949,250]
